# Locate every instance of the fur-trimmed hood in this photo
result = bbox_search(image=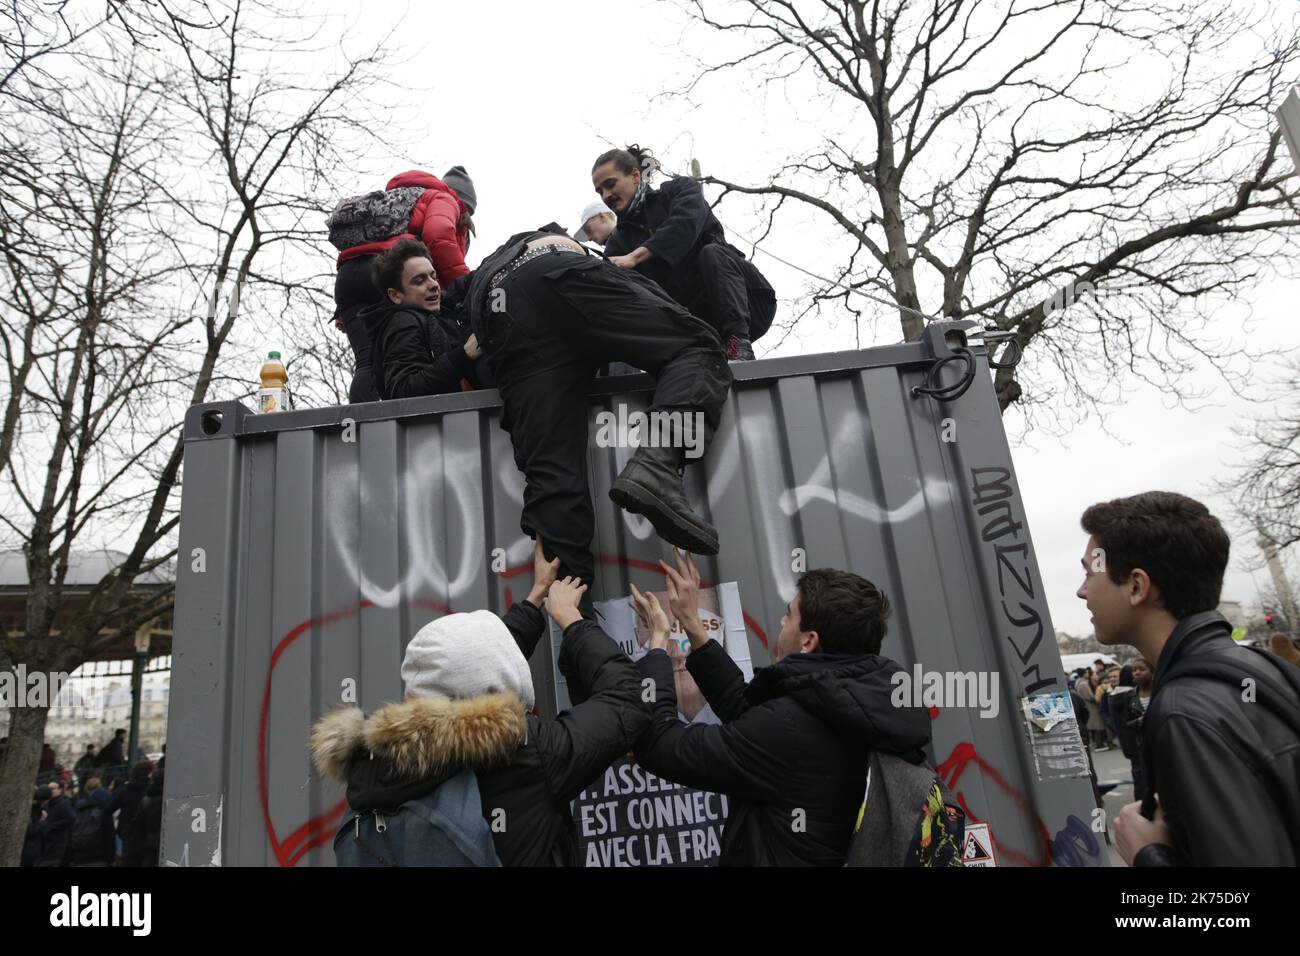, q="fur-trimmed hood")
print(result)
[311,692,528,793]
